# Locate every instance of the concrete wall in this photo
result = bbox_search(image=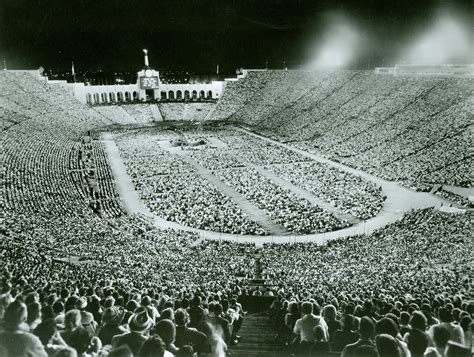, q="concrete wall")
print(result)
[8,68,231,105]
